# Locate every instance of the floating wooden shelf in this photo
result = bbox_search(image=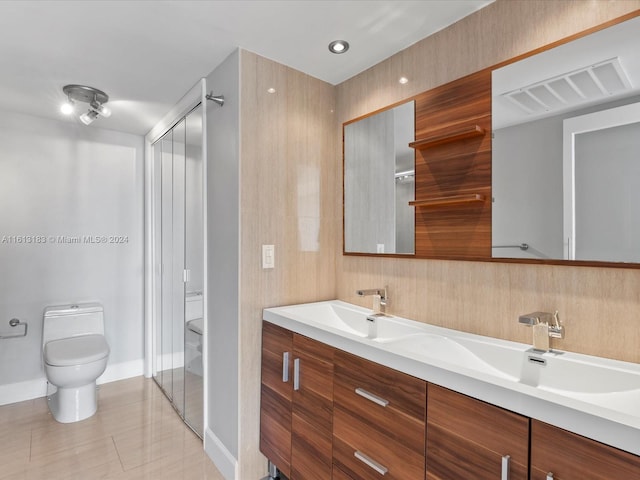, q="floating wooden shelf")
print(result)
[409,124,485,150]
[409,194,486,208]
